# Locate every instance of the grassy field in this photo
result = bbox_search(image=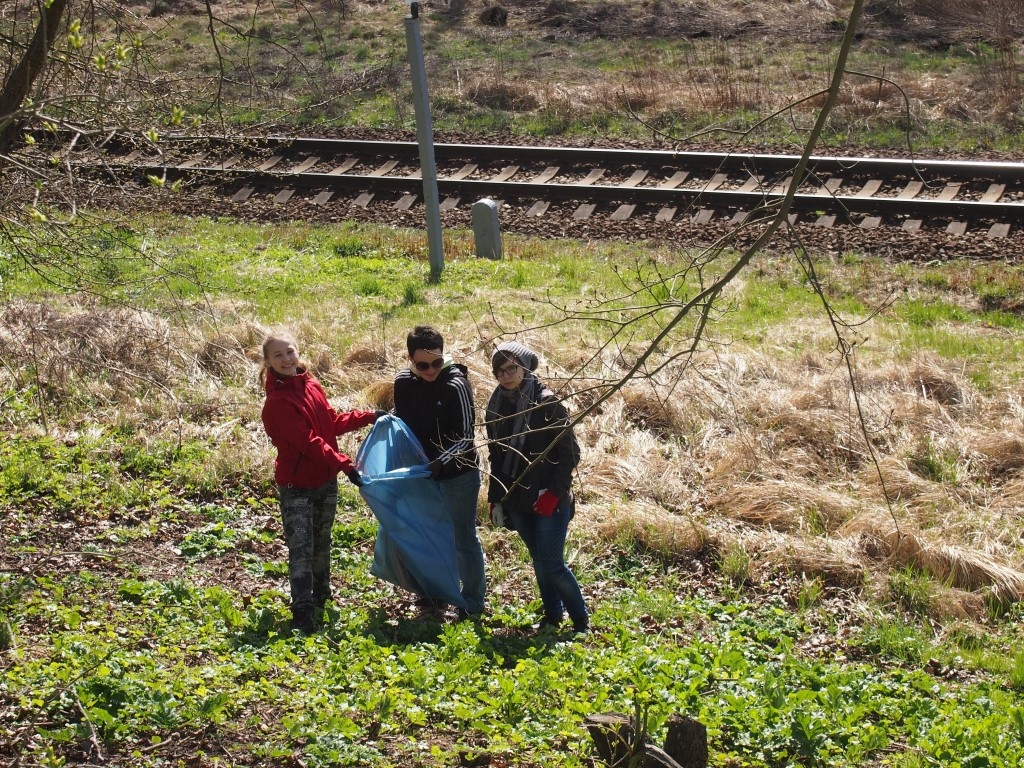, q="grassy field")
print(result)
[2,217,1024,766]
[3,1,1024,766]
